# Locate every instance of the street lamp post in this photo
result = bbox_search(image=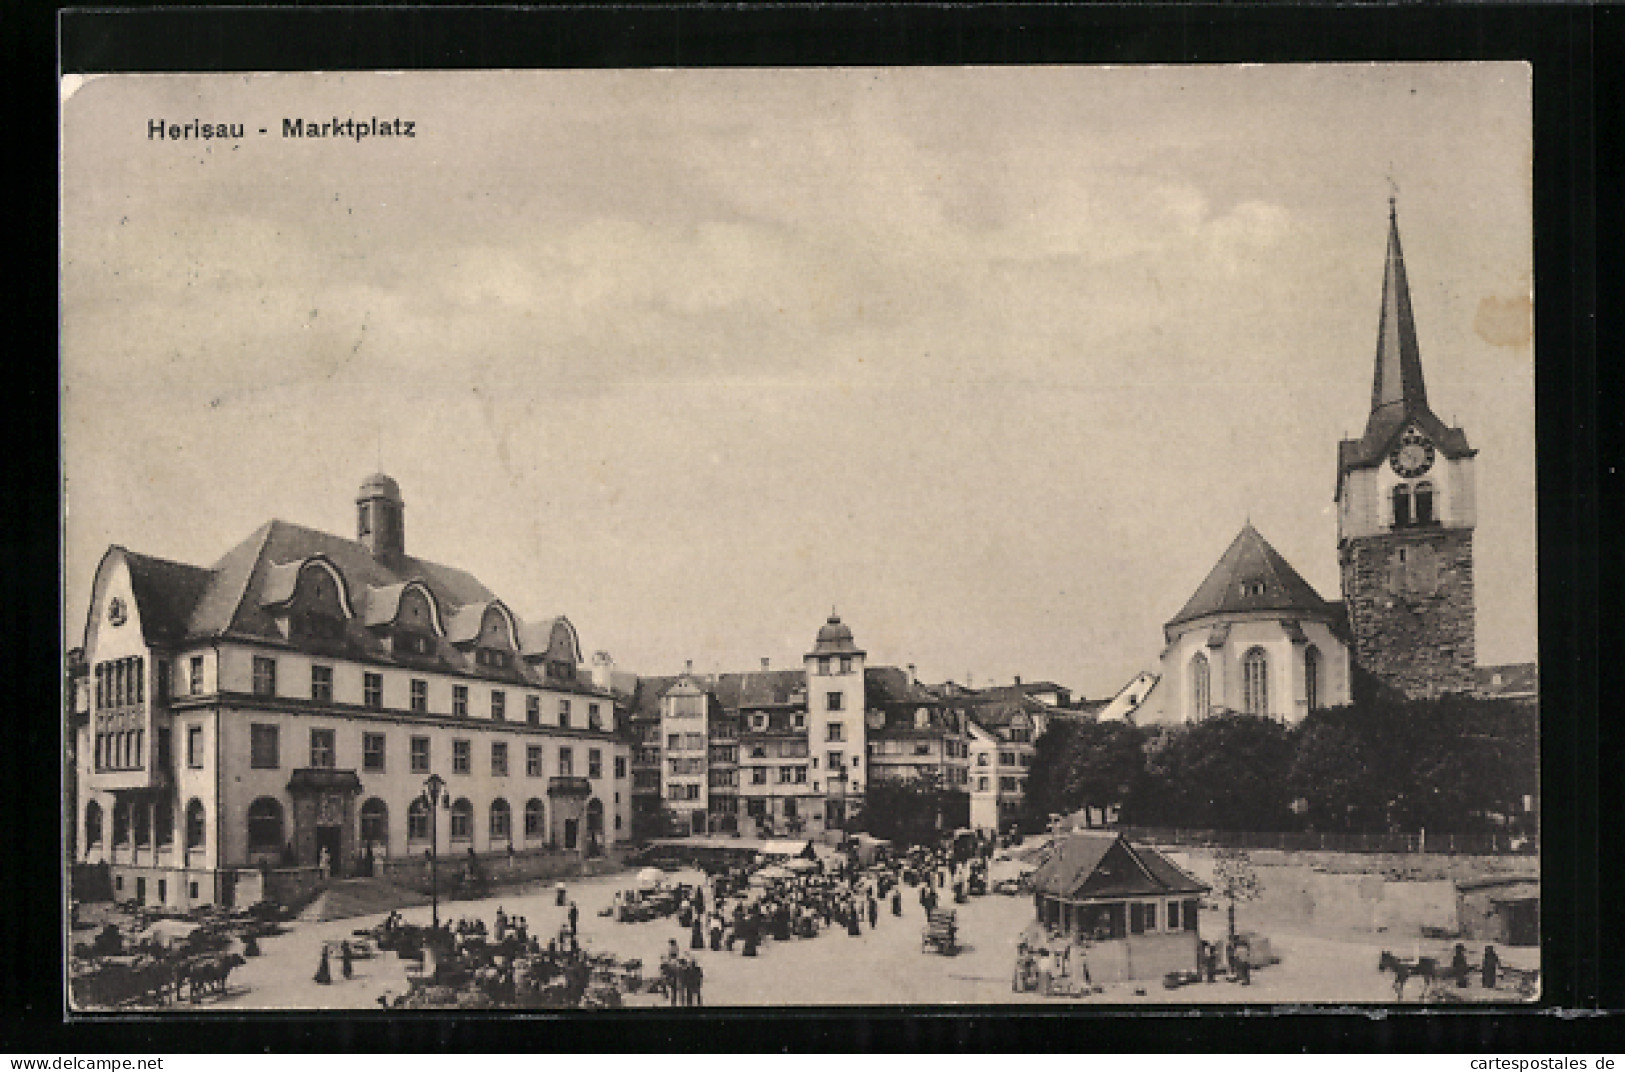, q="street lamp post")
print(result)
[422,772,446,931]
